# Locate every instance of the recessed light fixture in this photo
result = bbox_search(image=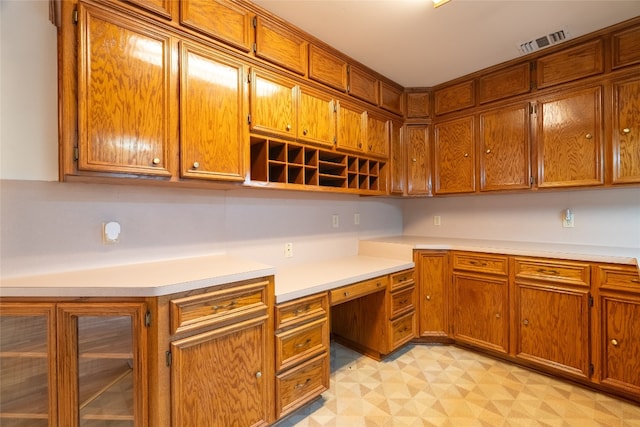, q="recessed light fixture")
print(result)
[433,0,452,7]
